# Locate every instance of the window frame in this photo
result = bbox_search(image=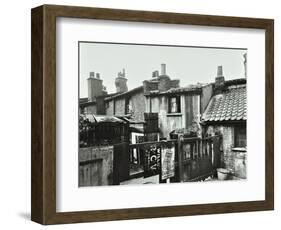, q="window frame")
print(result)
[168,95,181,113]
[234,124,247,148]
